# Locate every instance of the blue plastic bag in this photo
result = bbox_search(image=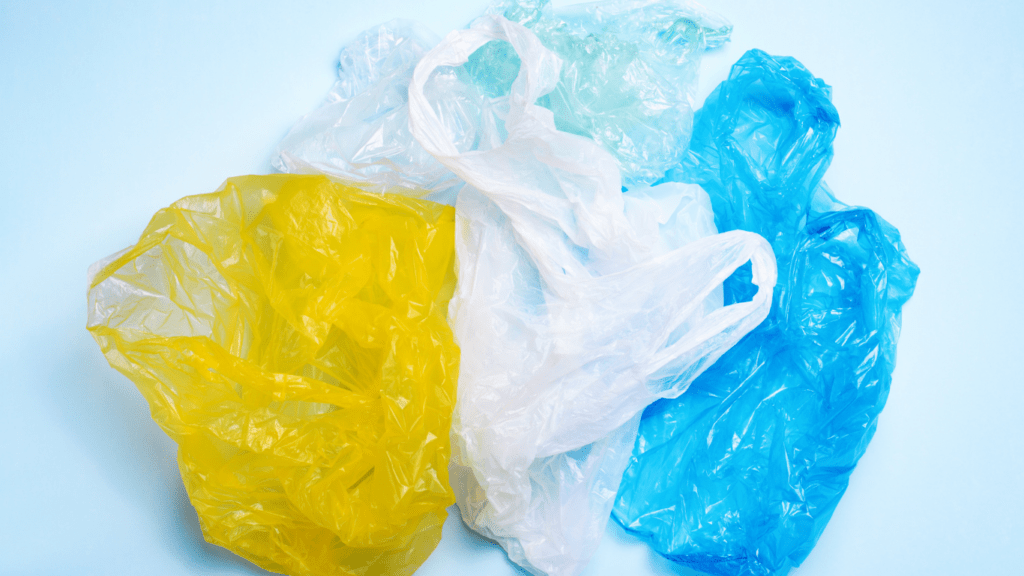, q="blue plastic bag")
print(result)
[612,49,920,576]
